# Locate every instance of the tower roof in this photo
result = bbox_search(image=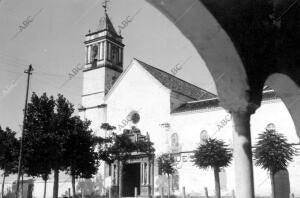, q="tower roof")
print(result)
[97,13,118,35]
